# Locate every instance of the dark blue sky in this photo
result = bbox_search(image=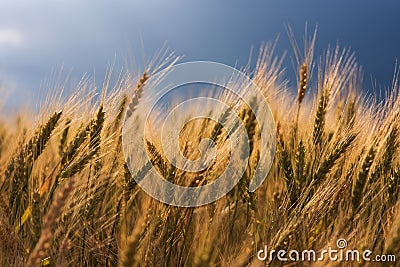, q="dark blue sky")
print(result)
[0,0,399,110]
